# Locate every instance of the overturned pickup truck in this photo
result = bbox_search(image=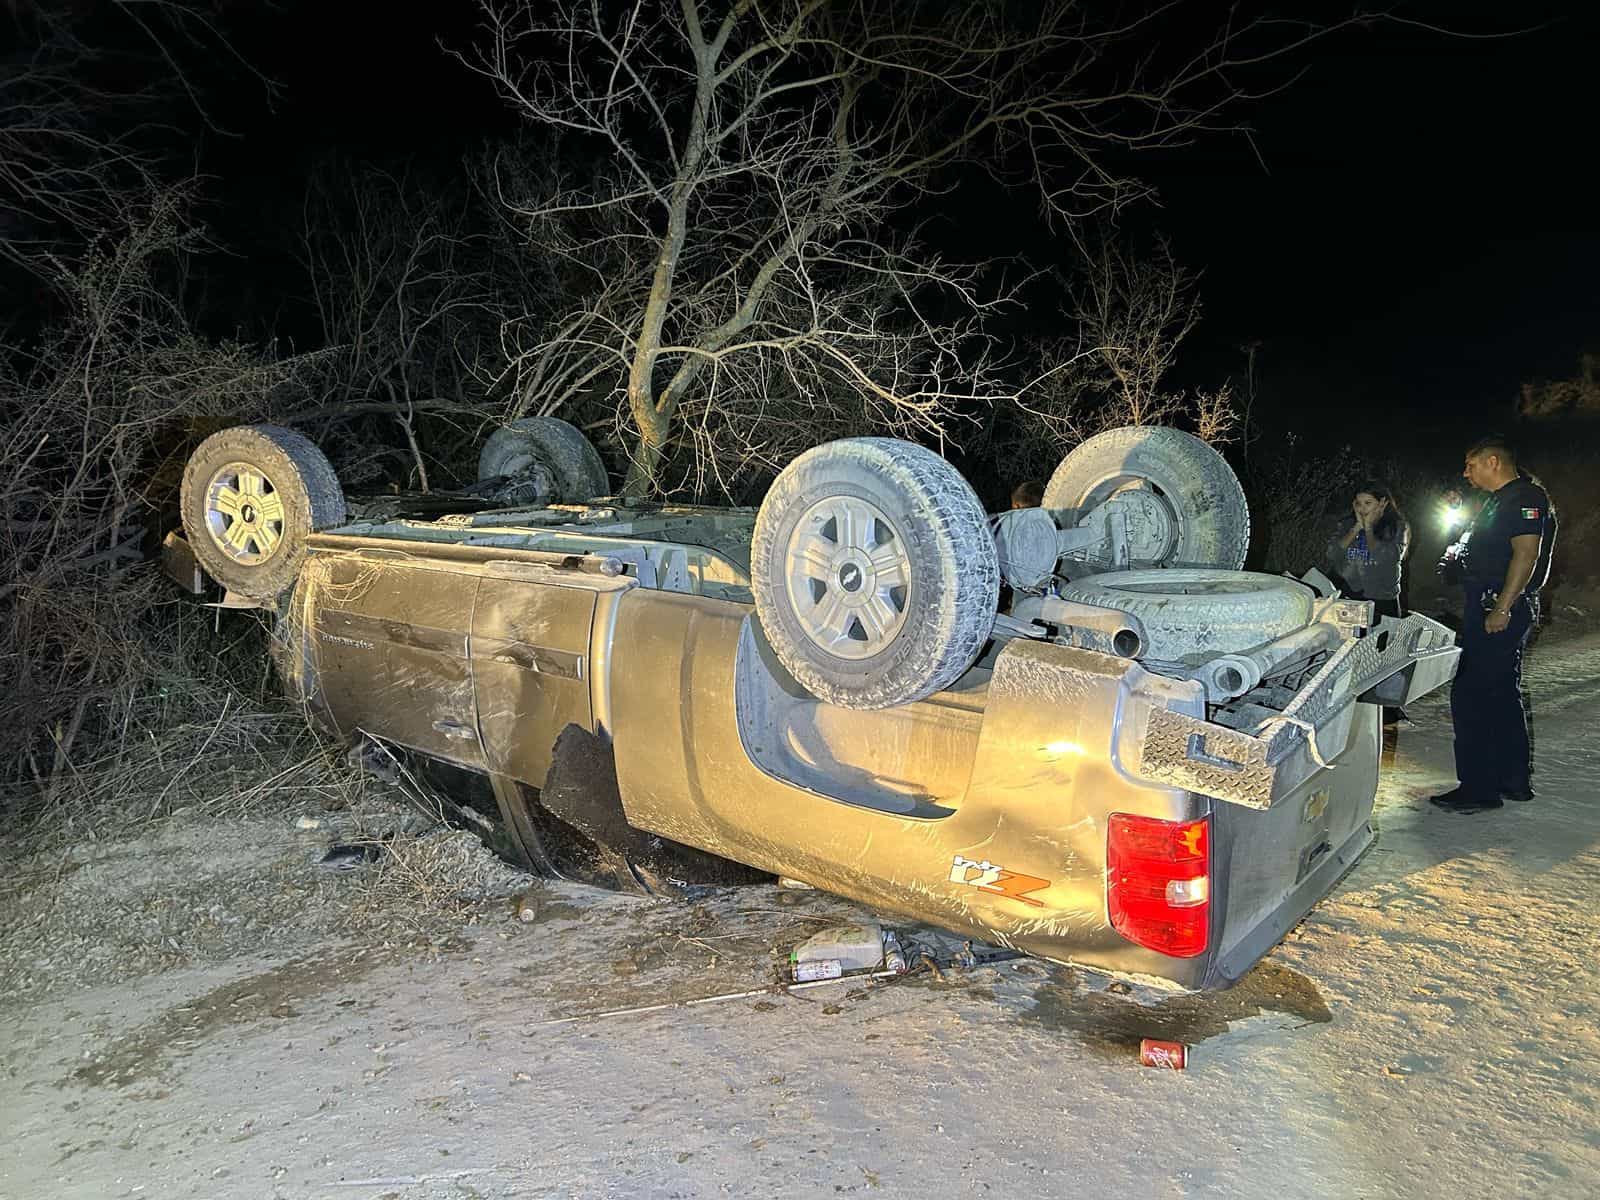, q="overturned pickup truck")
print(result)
[168,419,1458,989]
